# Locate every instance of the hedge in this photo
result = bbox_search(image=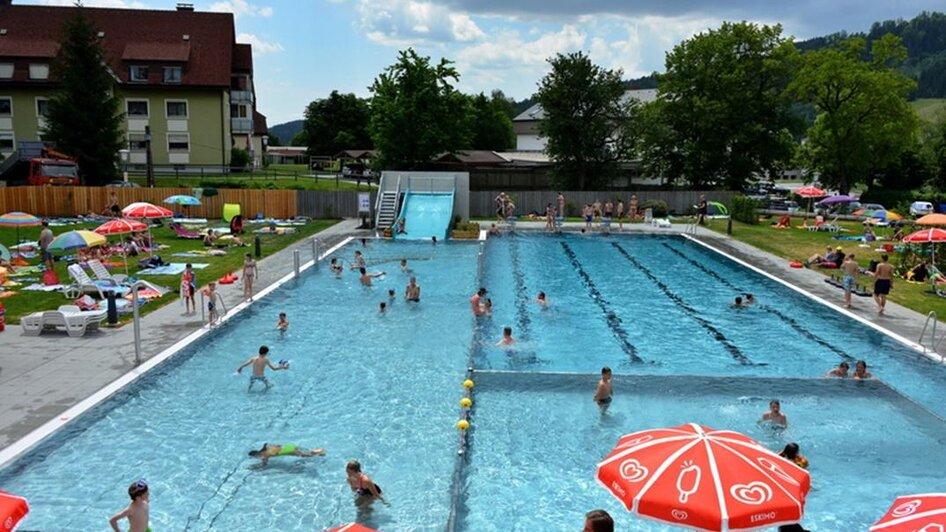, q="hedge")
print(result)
[731,196,760,224]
